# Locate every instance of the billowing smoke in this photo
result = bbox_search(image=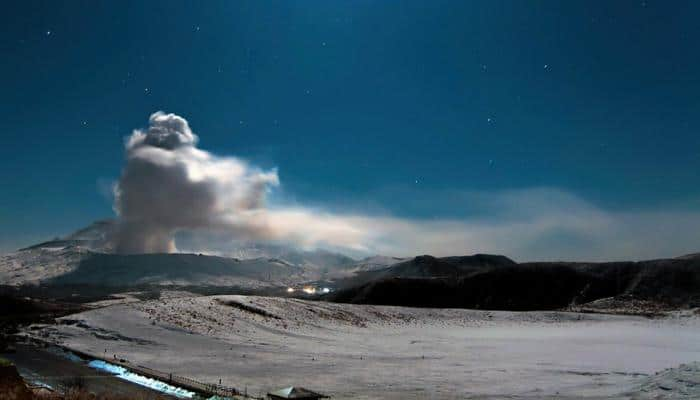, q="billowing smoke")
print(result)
[113,112,280,253]
[111,112,700,261]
